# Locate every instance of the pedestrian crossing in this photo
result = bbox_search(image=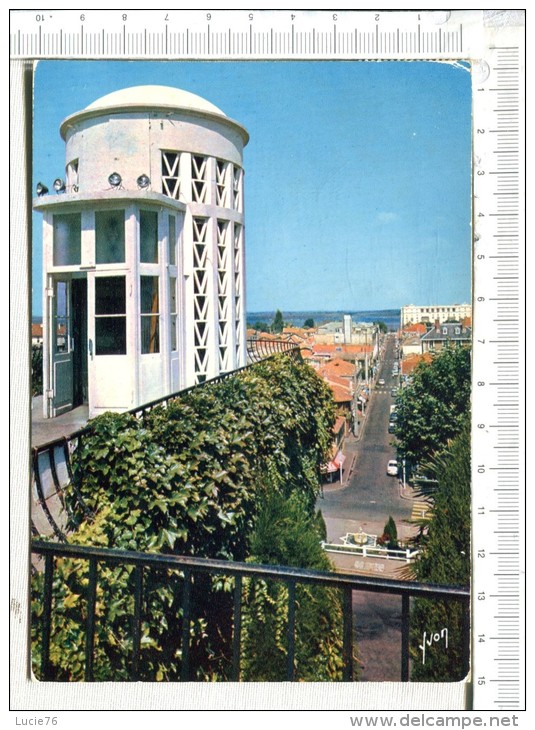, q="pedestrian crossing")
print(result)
[410,501,433,521]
